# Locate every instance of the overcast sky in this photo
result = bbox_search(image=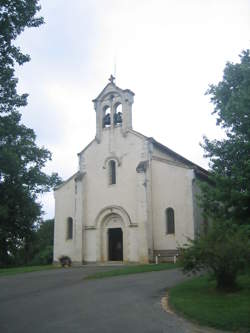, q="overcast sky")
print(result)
[16,0,250,219]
